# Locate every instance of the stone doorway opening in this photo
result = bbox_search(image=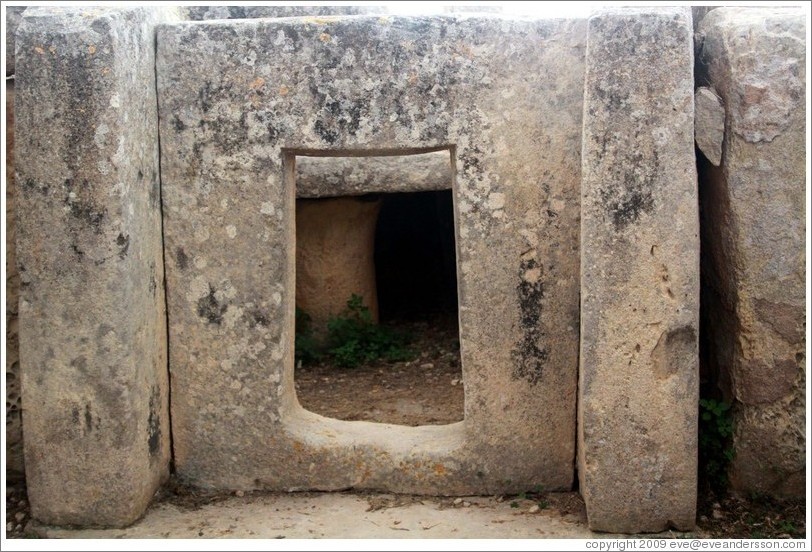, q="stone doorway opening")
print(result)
[293,153,463,427]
